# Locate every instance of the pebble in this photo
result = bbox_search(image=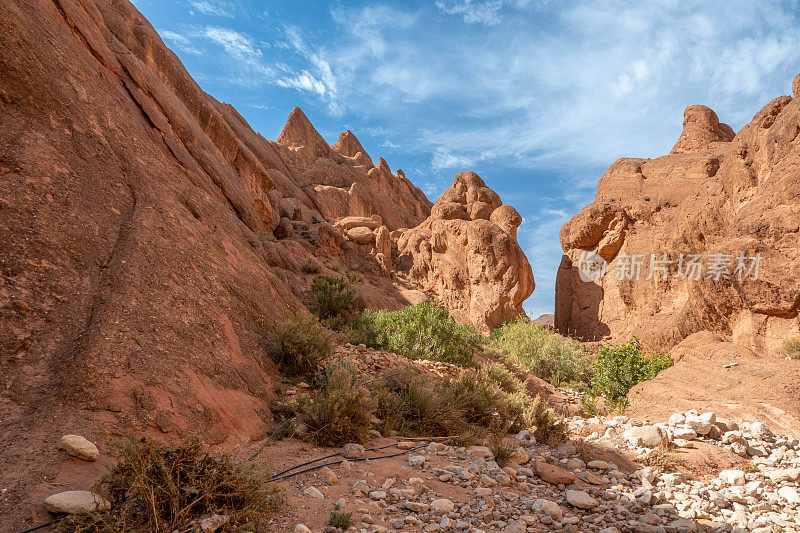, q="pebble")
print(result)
[59,435,99,461]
